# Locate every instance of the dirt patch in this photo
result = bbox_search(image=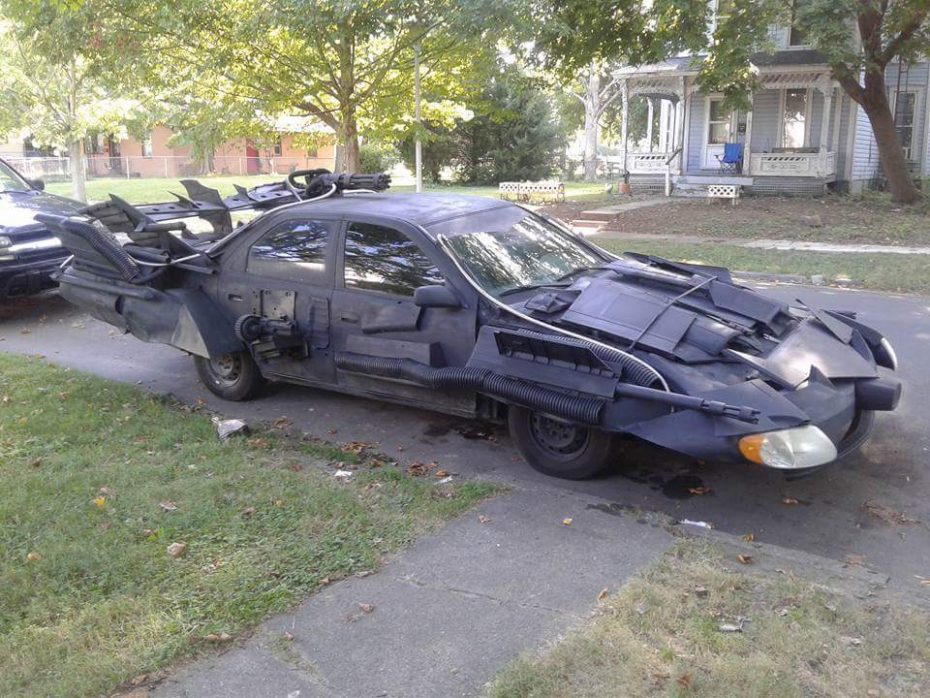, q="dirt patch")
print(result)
[588,195,930,246]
